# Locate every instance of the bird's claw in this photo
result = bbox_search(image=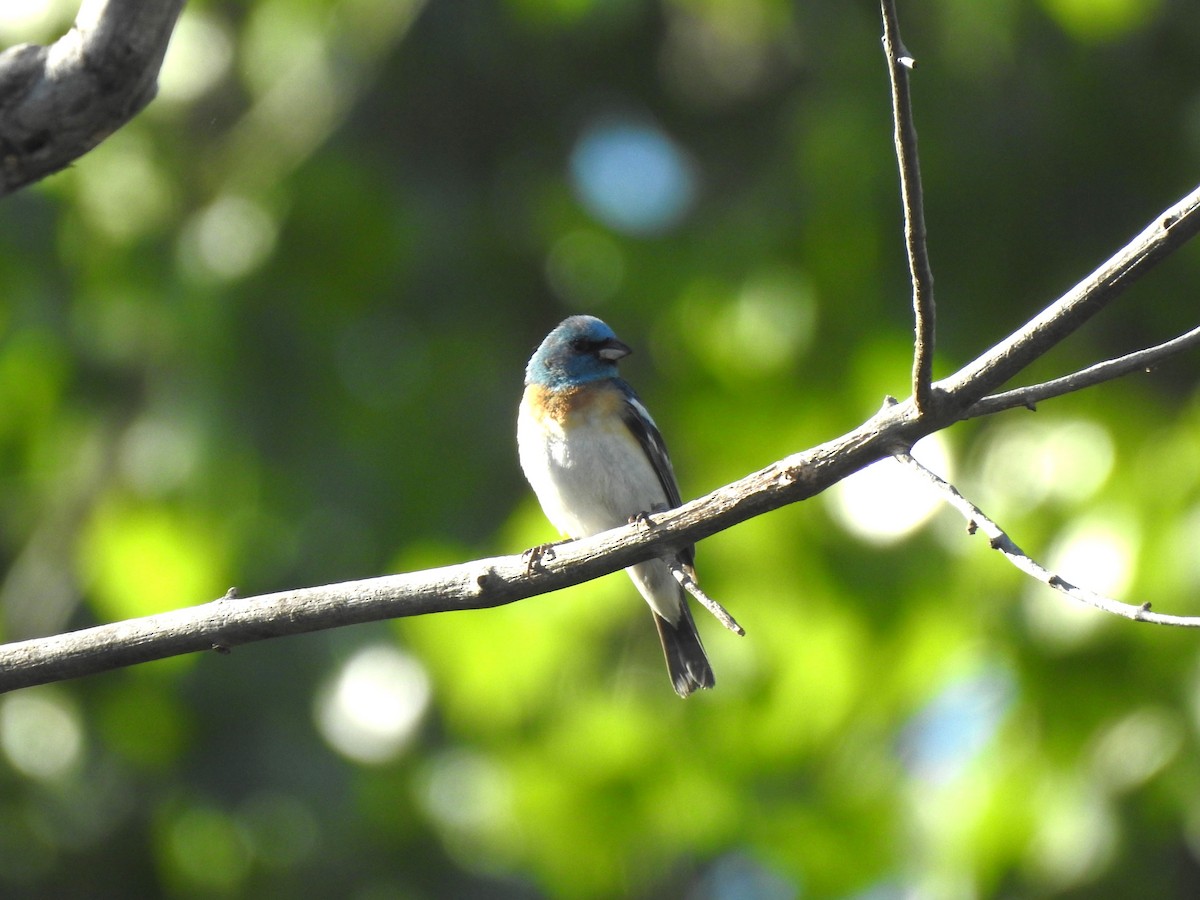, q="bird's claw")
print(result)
[523,543,557,574]
[630,511,655,531]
